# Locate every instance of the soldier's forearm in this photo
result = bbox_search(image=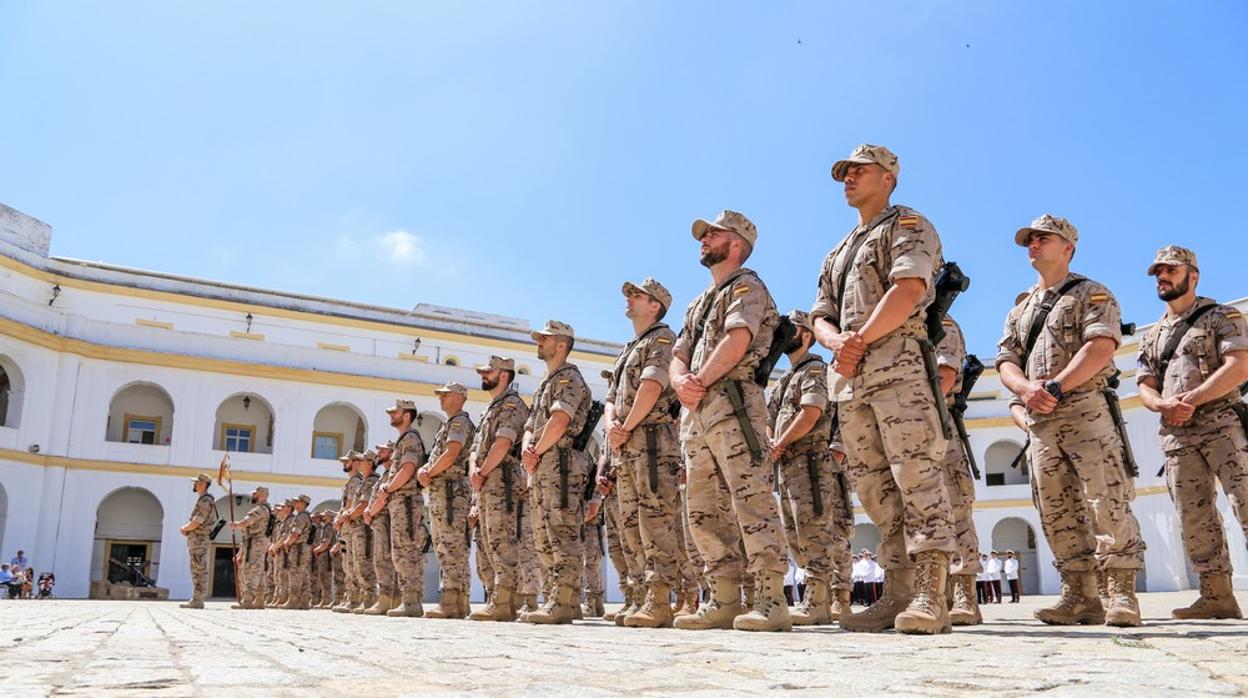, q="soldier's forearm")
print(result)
[696,328,751,386]
[620,380,663,432]
[387,462,417,491]
[858,278,926,346]
[1137,378,1165,412]
[777,405,822,449]
[998,362,1030,396]
[427,442,462,478]
[480,438,512,476]
[1186,354,1248,406]
[1052,337,1117,392]
[534,412,571,454]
